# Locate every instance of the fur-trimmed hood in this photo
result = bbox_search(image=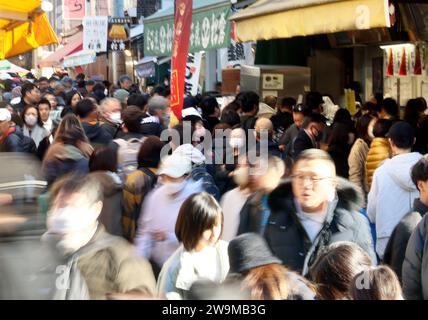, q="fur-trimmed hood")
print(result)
[268,177,364,215]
